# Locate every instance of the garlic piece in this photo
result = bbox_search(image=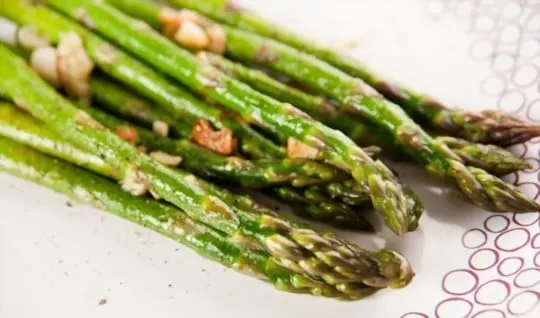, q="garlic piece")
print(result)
[17,26,50,51]
[174,21,209,51]
[30,47,61,88]
[206,25,227,54]
[57,32,95,101]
